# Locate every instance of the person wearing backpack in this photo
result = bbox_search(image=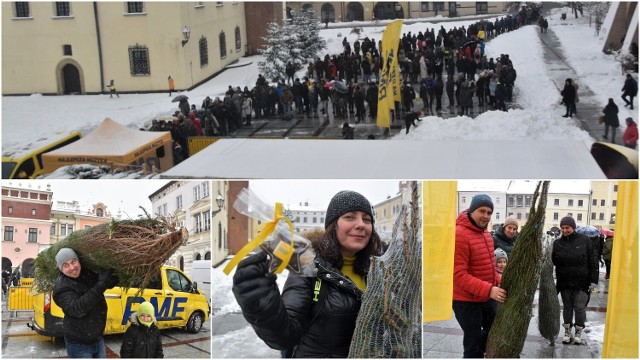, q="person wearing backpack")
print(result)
[621,74,637,110]
[232,191,383,358]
